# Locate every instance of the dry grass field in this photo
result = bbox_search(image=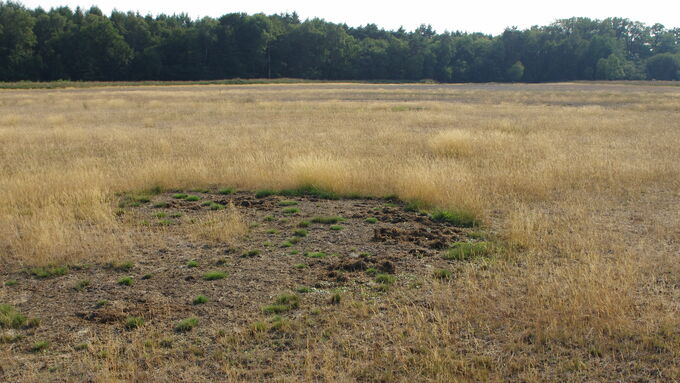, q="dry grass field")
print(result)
[0,82,678,382]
